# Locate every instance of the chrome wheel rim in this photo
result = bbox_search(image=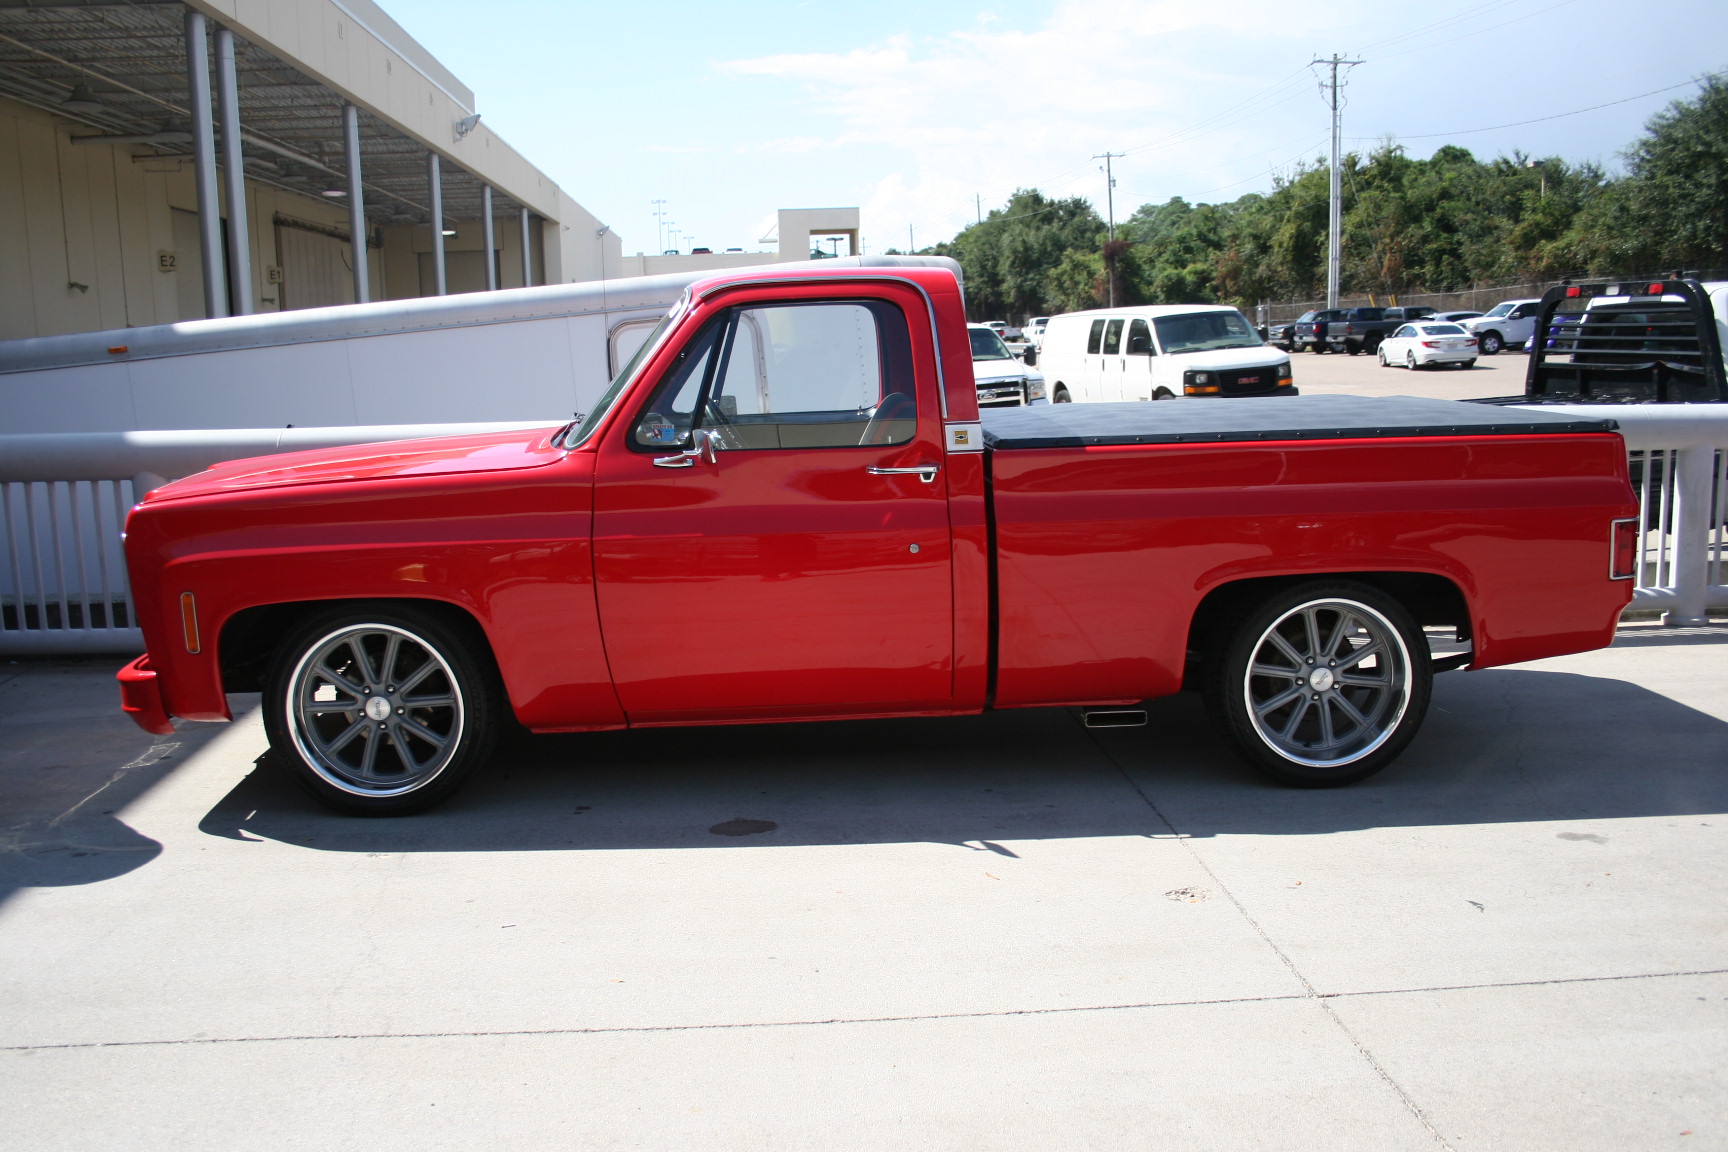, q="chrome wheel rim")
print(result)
[1243,598,1412,768]
[285,623,465,797]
